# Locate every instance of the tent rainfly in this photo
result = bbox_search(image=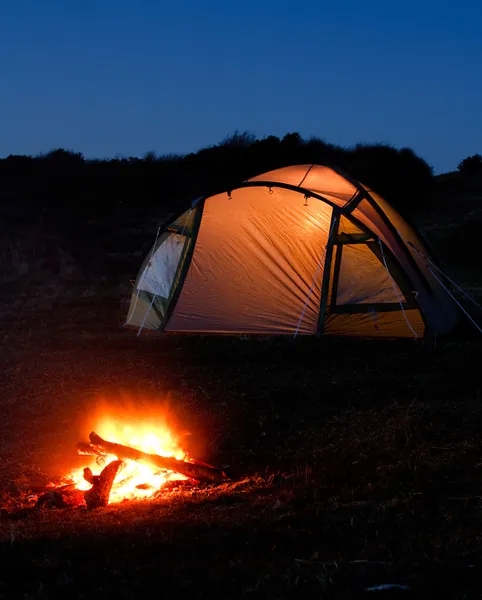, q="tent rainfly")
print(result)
[125,164,459,339]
